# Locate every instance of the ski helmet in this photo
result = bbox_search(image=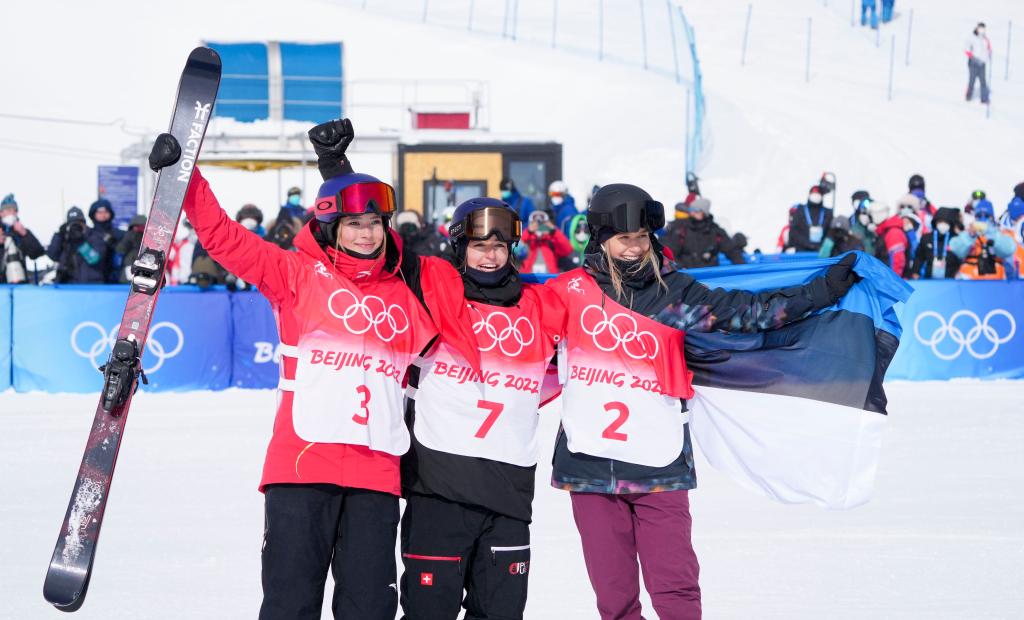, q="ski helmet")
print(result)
[586,183,665,246]
[314,173,396,224]
[908,174,925,192]
[448,197,522,260]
